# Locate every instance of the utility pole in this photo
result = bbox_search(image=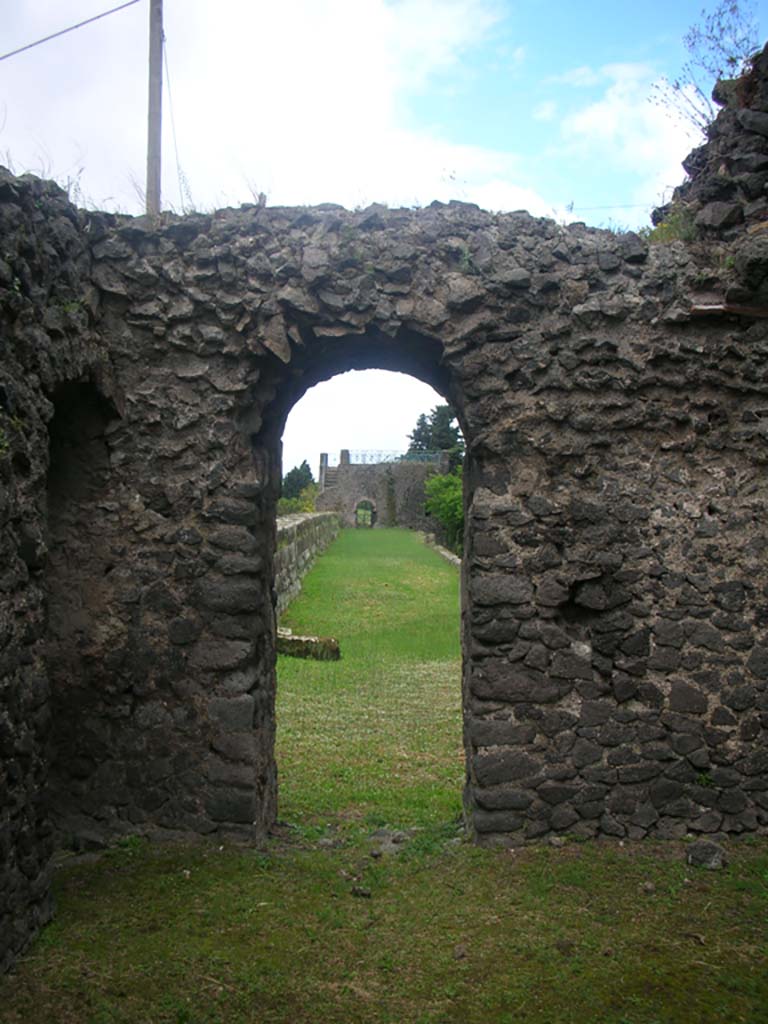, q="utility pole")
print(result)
[146,0,163,216]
